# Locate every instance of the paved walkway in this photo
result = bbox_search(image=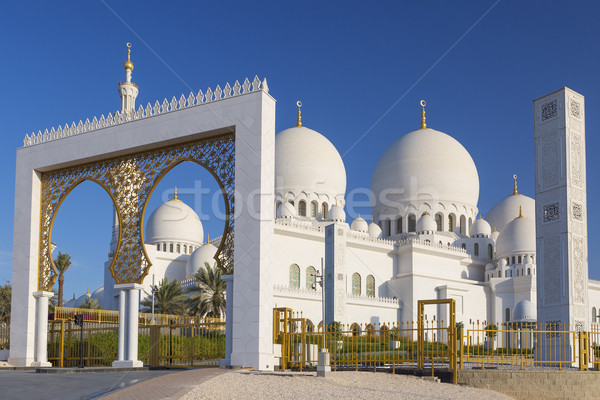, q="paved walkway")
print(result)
[0,367,226,400]
[100,368,228,399]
